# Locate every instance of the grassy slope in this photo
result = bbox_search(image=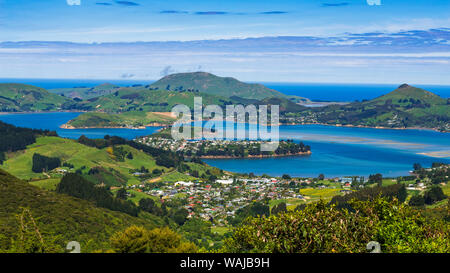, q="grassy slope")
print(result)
[66,111,176,128]
[0,168,163,252]
[1,136,166,185]
[75,86,234,112]
[0,83,70,112]
[2,136,221,187]
[312,84,449,130]
[150,72,289,100]
[49,83,121,100]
